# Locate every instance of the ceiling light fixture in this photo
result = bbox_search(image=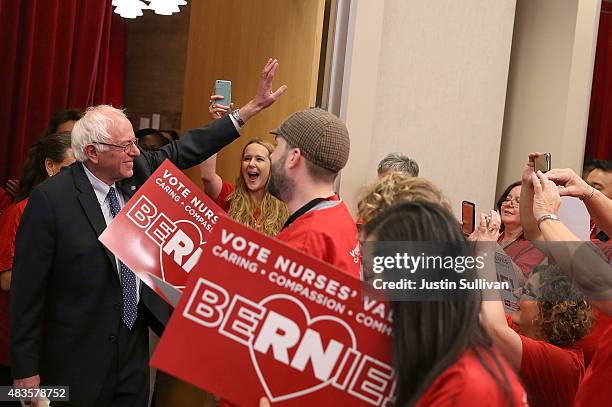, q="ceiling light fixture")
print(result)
[148,0,180,15]
[113,0,187,19]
